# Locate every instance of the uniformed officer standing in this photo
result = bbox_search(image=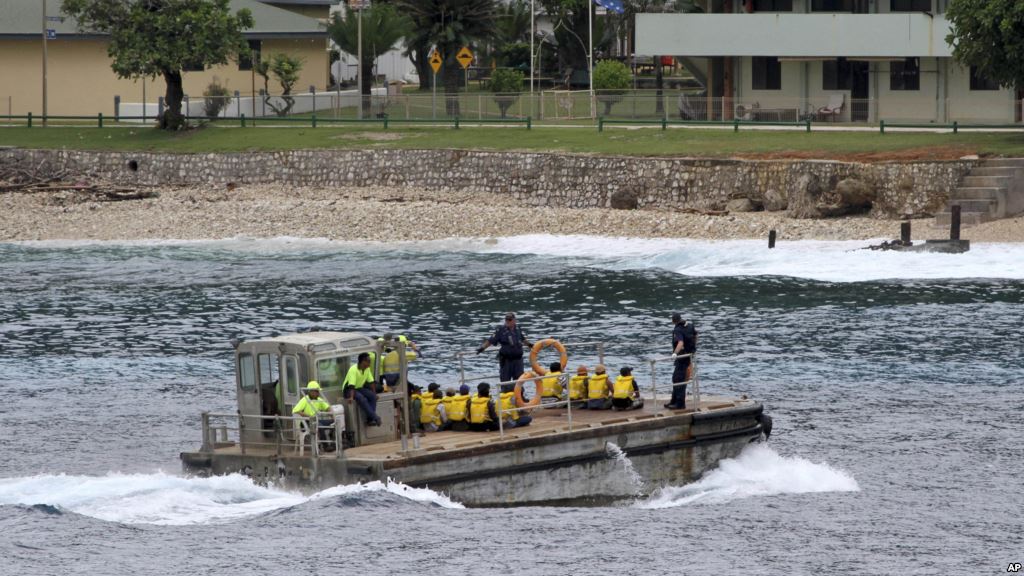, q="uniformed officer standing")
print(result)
[665,312,698,410]
[476,312,533,384]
